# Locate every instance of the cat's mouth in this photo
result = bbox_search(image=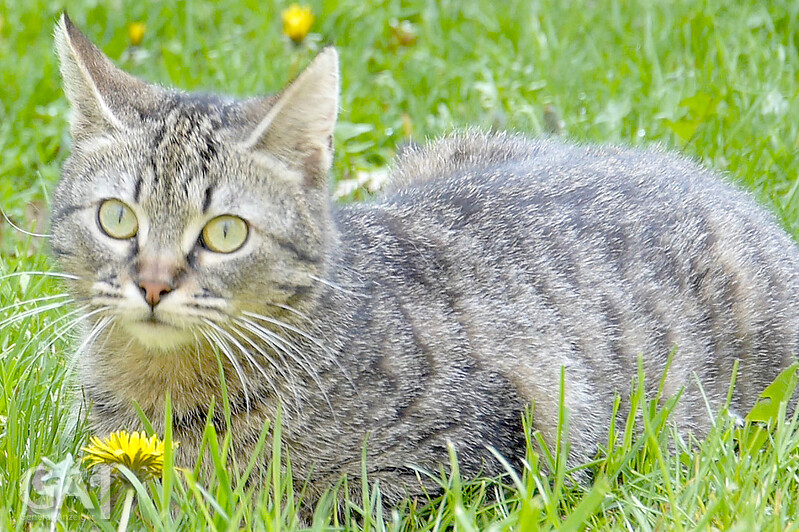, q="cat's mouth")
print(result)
[143,318,175,330]
[121,315,197,350]
[146,314,169,326]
